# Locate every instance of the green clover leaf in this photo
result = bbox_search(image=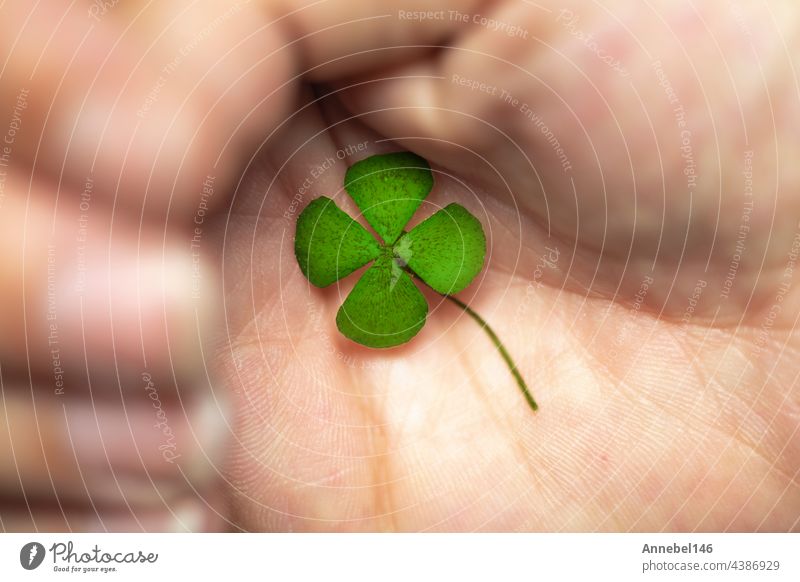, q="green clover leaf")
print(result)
[296,151,485,346]
[294,152,538,411]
